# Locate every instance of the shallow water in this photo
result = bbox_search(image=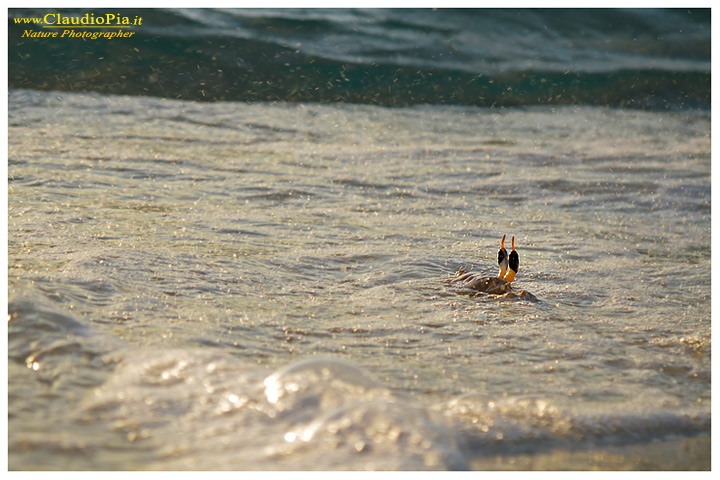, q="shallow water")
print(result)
[7,89,710,470]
